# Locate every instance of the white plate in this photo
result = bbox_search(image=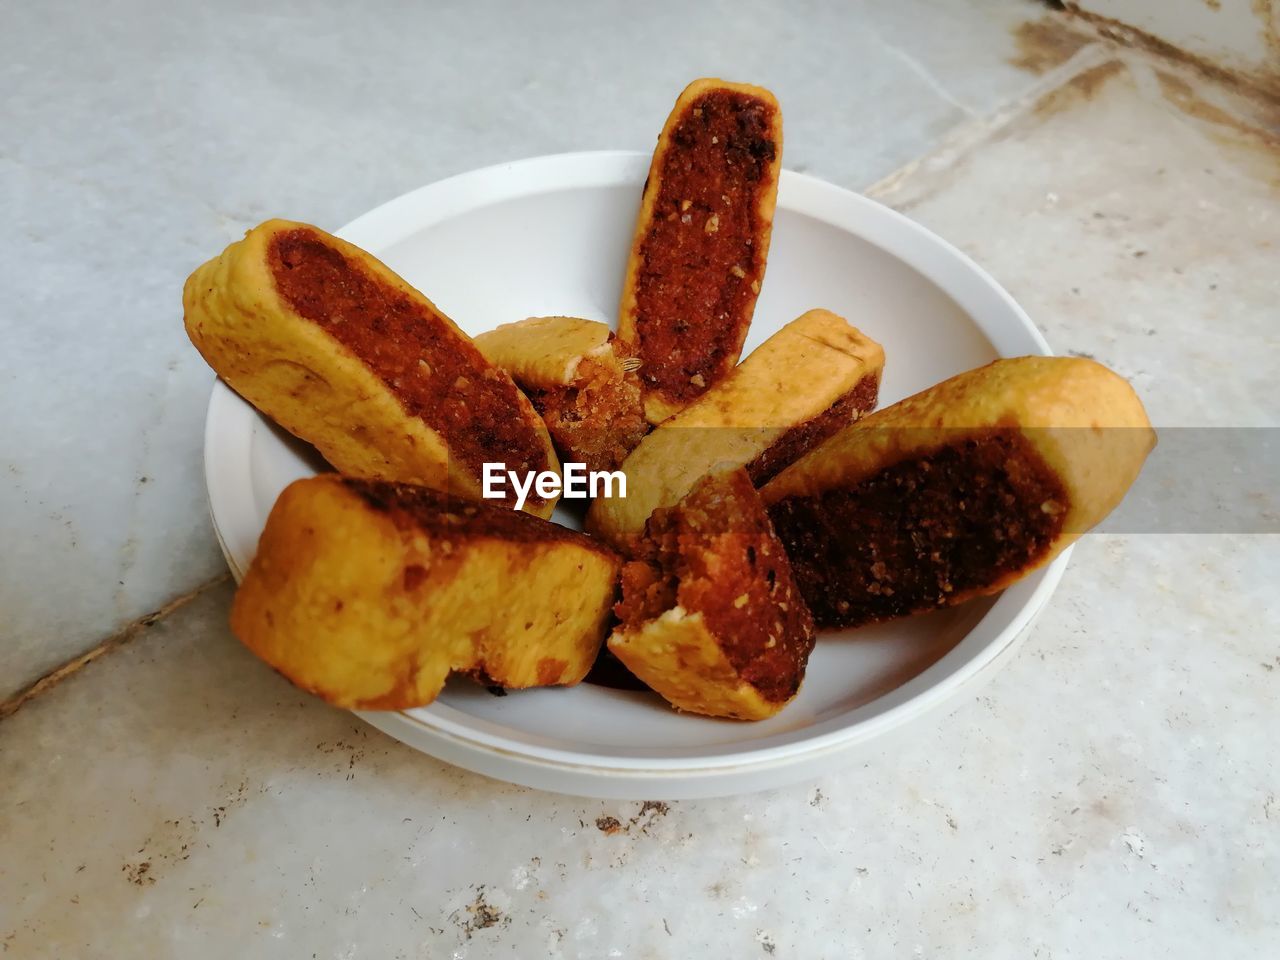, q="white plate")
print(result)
[204,151,1067,799]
